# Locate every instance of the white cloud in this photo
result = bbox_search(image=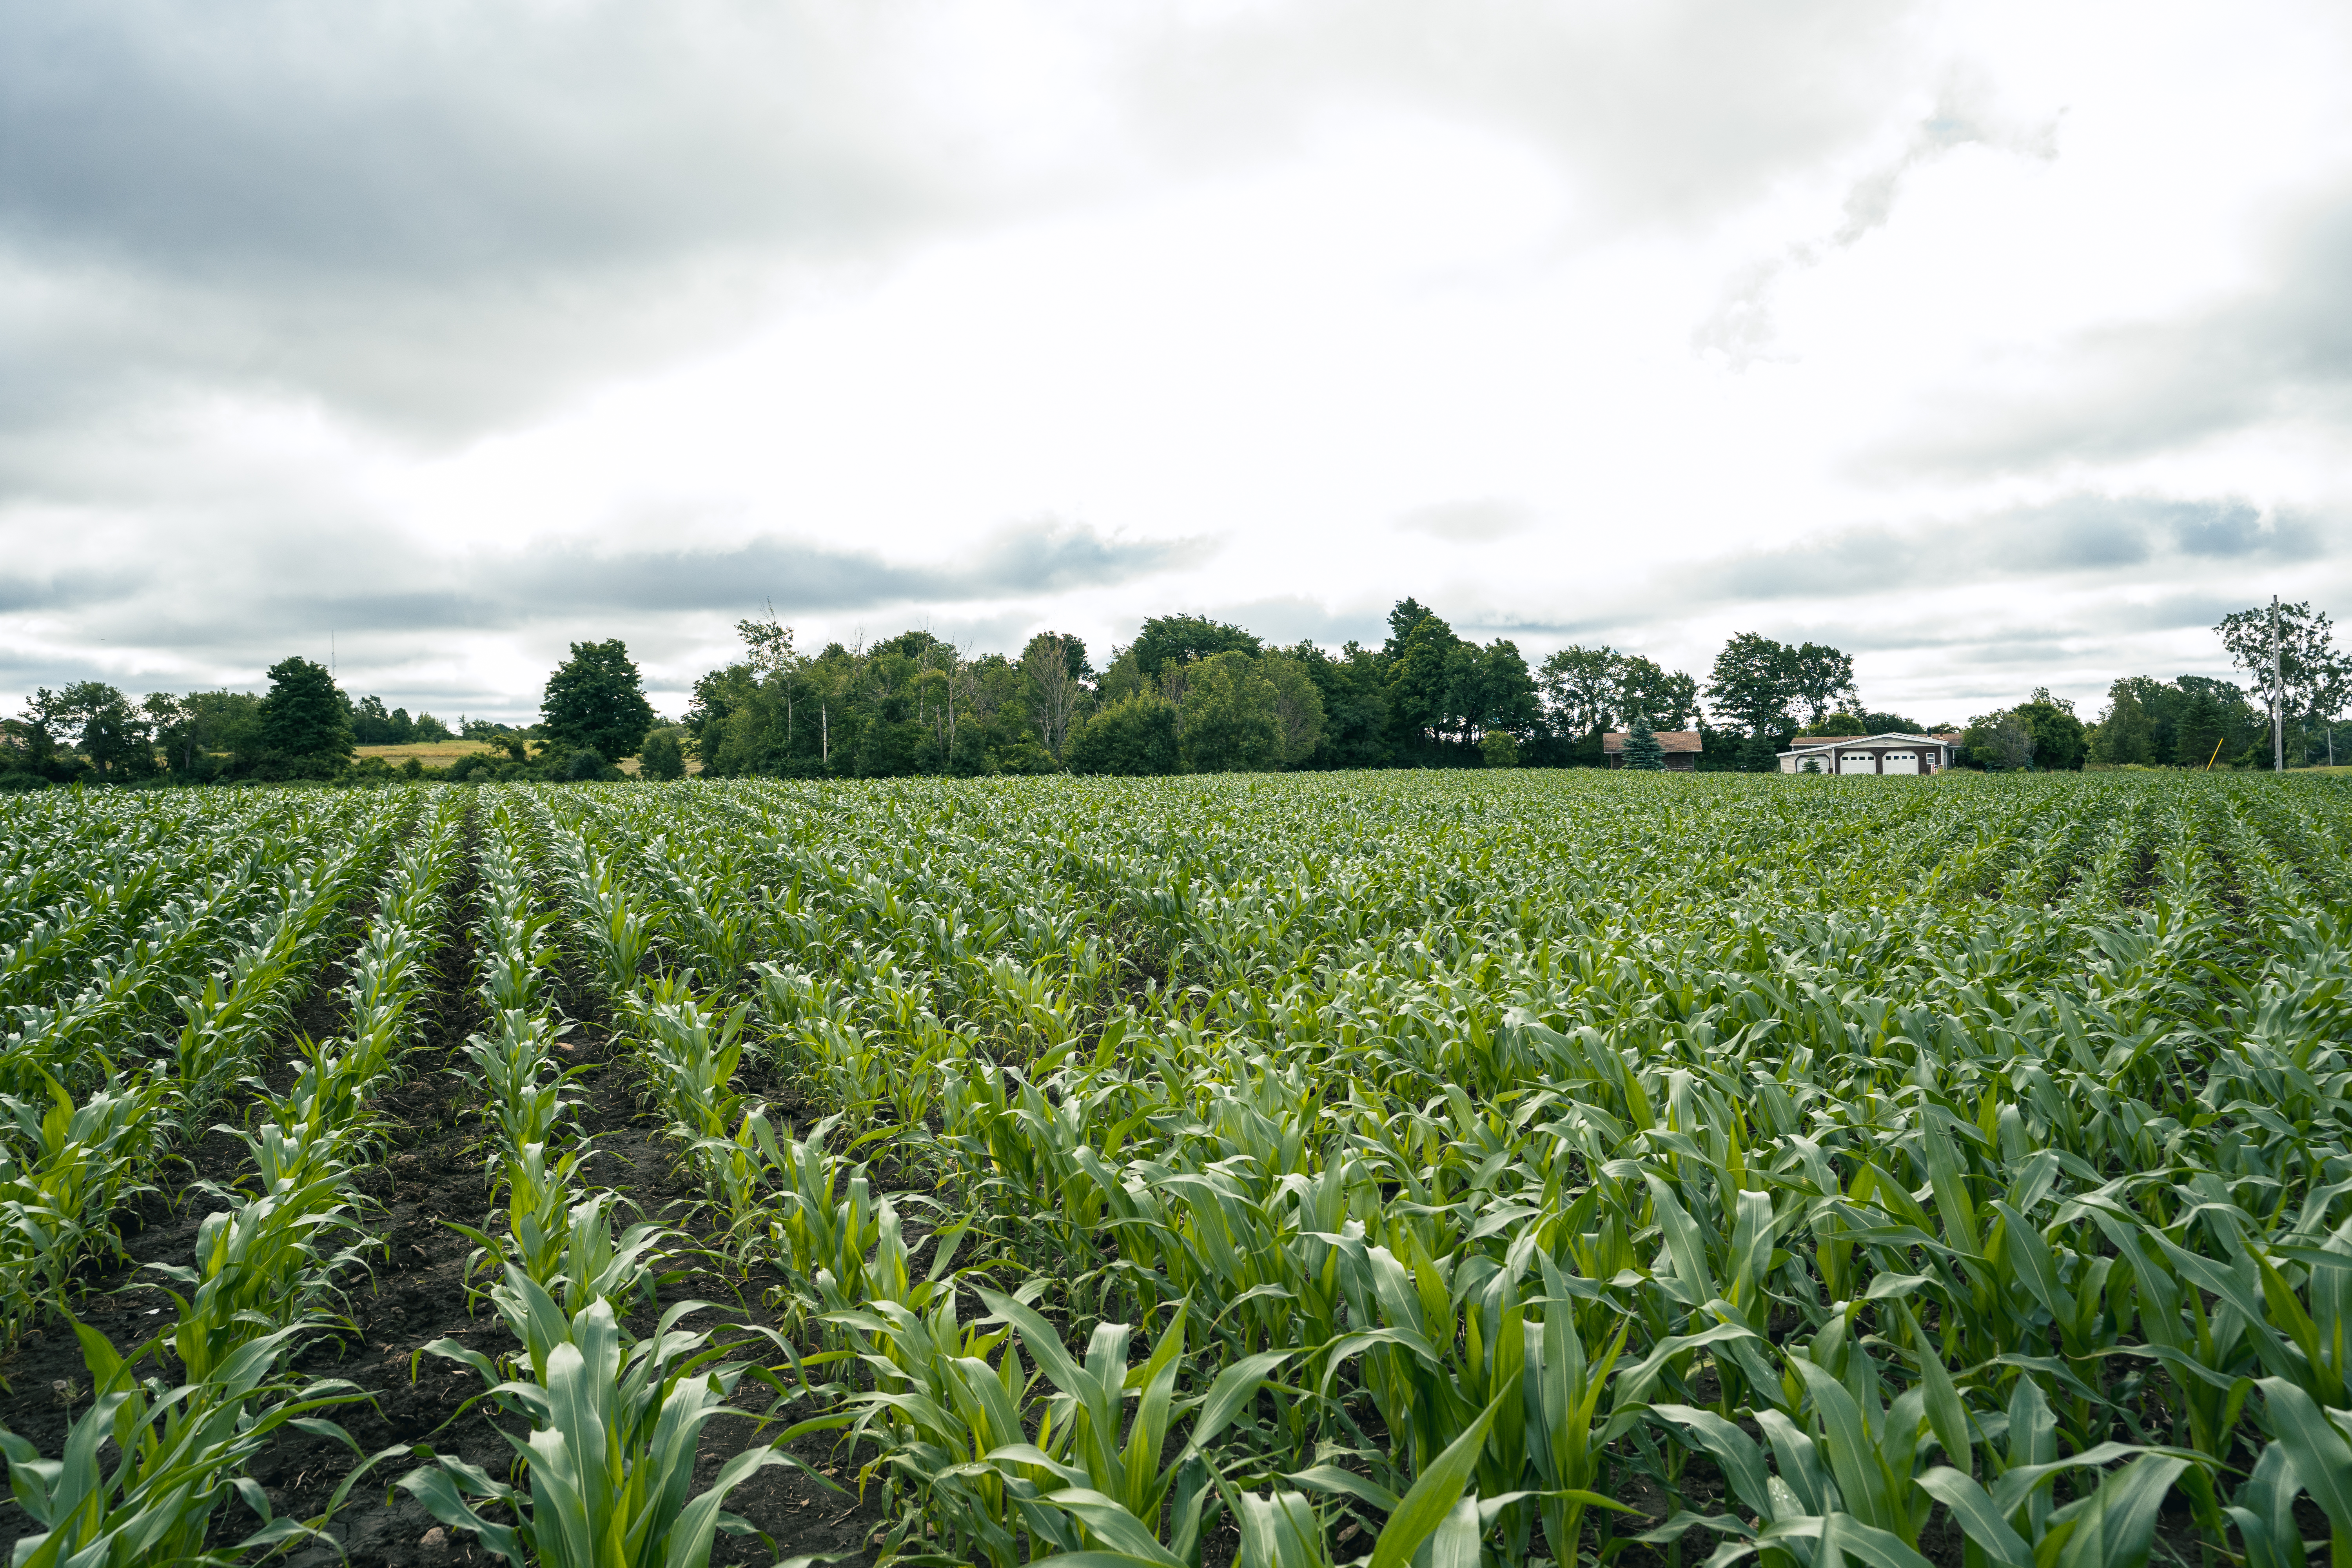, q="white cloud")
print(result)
[4,0,2352,723]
